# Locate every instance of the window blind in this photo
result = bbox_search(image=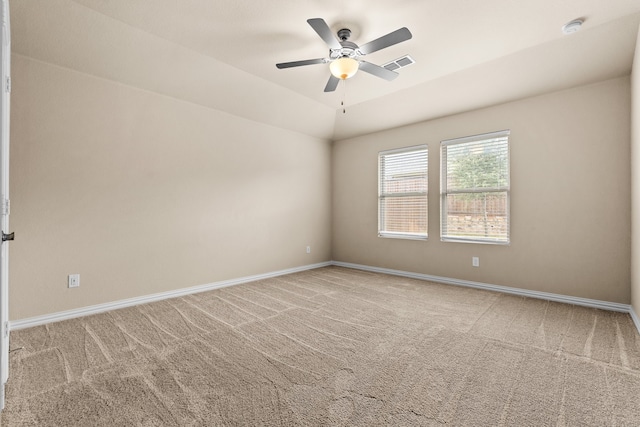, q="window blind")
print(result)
[441,130,510,244]
[378,145,428,239]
